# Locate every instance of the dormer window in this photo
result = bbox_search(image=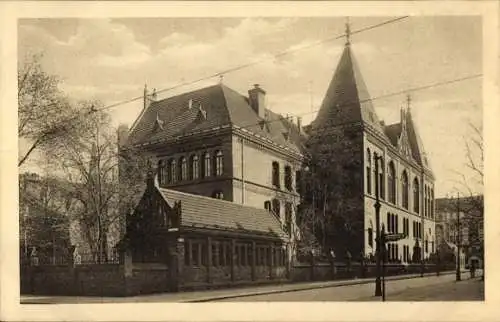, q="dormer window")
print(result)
[214,150,224,176]
[179,157,187,181]
[203,152,211,178]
